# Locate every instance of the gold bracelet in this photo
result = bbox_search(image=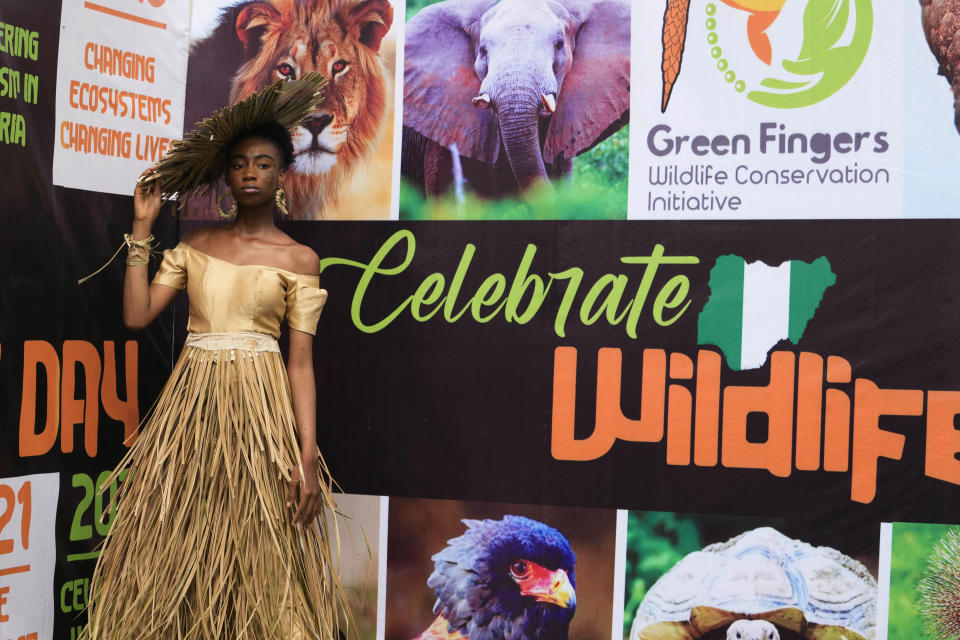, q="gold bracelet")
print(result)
[125,233,155,266]
[124,233,156,251]
[126,247,149,265]
[78,233,157,283]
